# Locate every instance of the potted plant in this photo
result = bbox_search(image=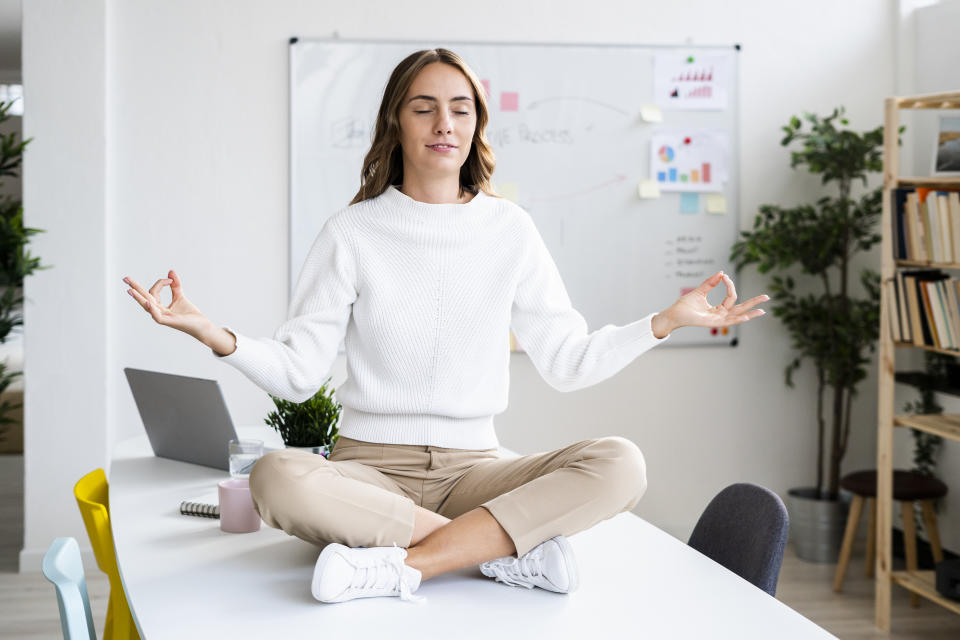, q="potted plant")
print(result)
[264,376,341,456]
[730,107,891,562]
[0,97,48,451]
